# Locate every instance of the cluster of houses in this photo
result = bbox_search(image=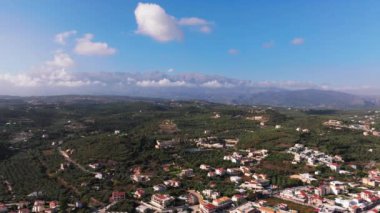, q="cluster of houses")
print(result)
[200,198,302,213]
[0,200,60,213]
[362,170,380,187]
[278,182,380,213]
[324,118,380,137]
[193,137,239,149]
[223,149,268,165]
[288,144,345,172]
